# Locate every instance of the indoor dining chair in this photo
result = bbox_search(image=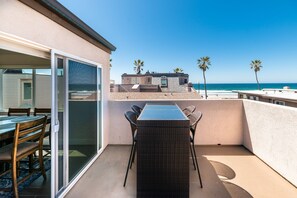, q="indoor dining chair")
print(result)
[131,105,143,117]
[4,108,31,148]
[34,108,51,156]
[188,111,203,188]
[123,111,138,187]
[33,108,51,116]
[7,108,31,116]
[182,105,196,117]
[0,116,47,197]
